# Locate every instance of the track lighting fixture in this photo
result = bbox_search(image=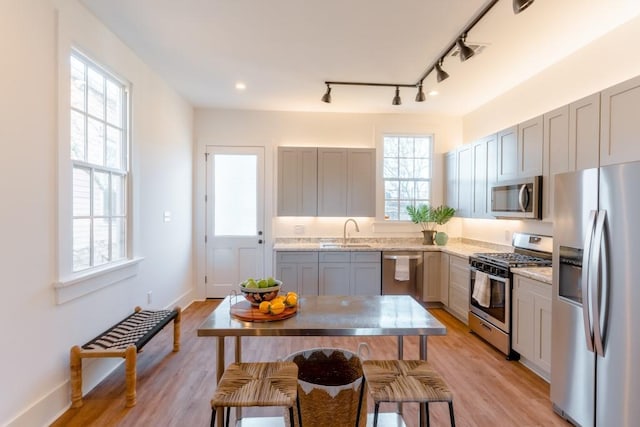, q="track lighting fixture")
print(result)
[321,84,332,103]
[456,36,475,62]
[321,0,535,104]
[392,86,402,105]
[513,0,535,14]
[435,60,449,83]
[415,82,426,102]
